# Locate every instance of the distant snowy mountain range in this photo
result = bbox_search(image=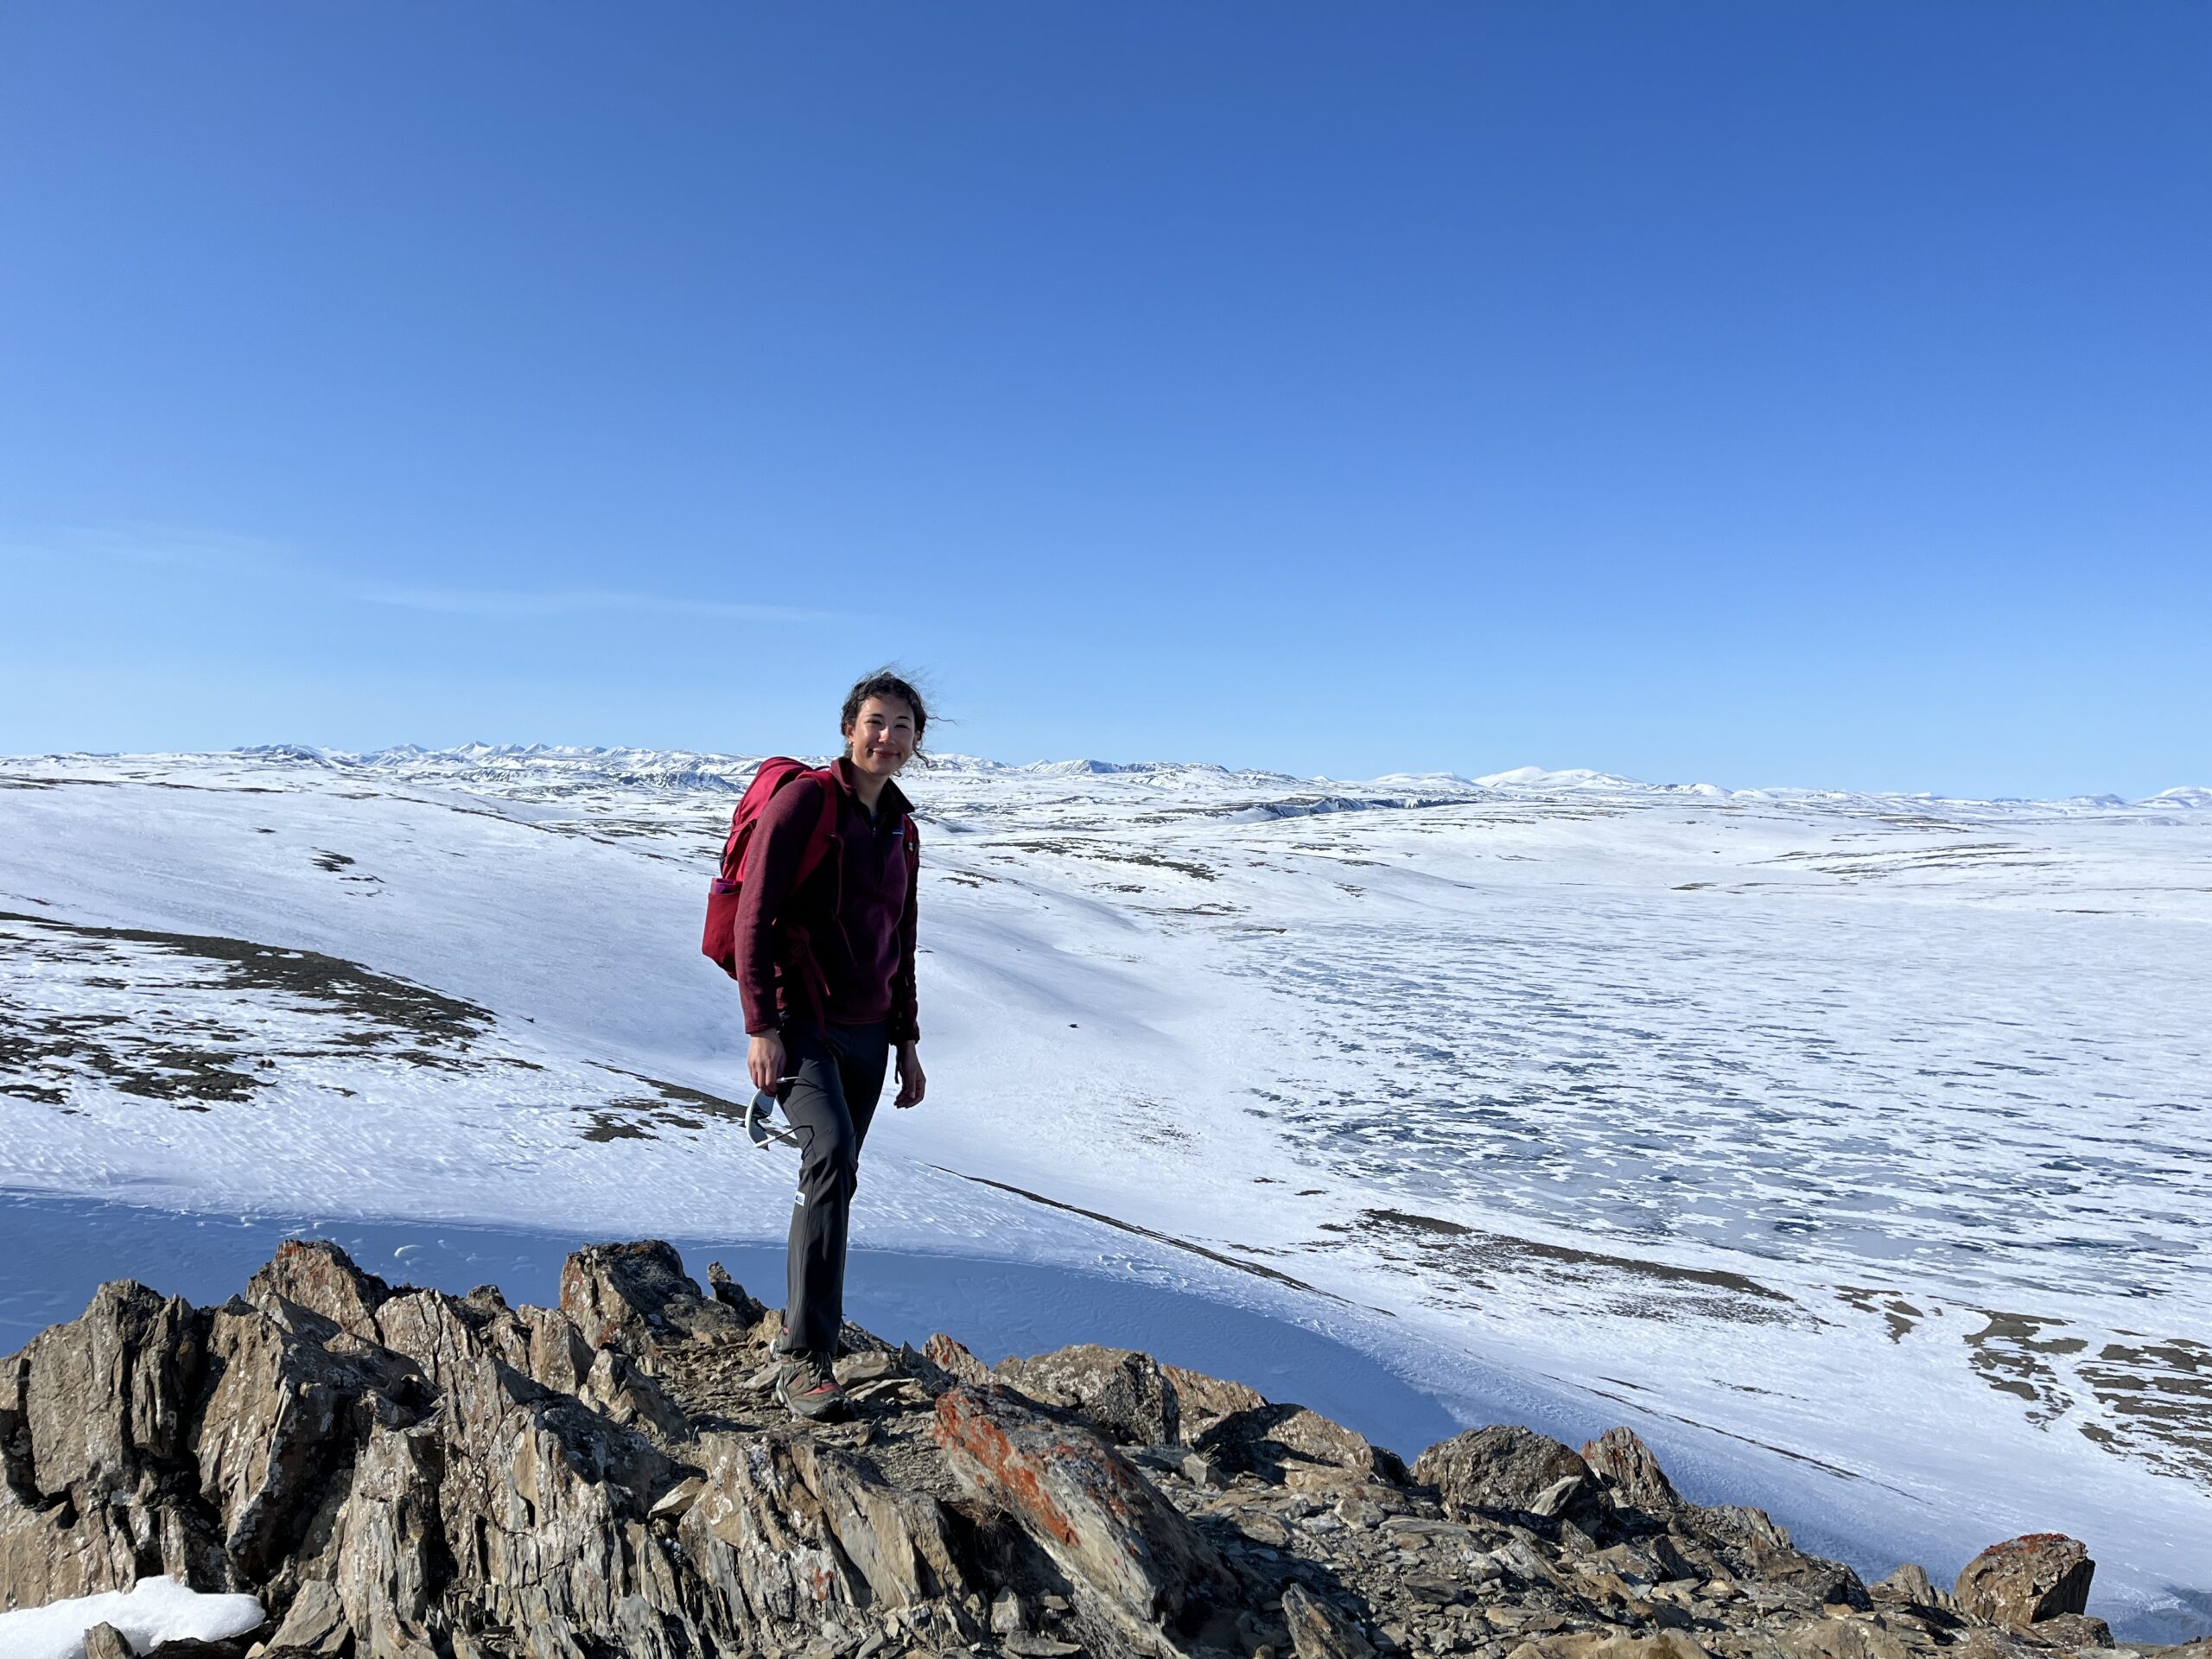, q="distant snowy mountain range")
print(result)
[223,742,2211,810]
